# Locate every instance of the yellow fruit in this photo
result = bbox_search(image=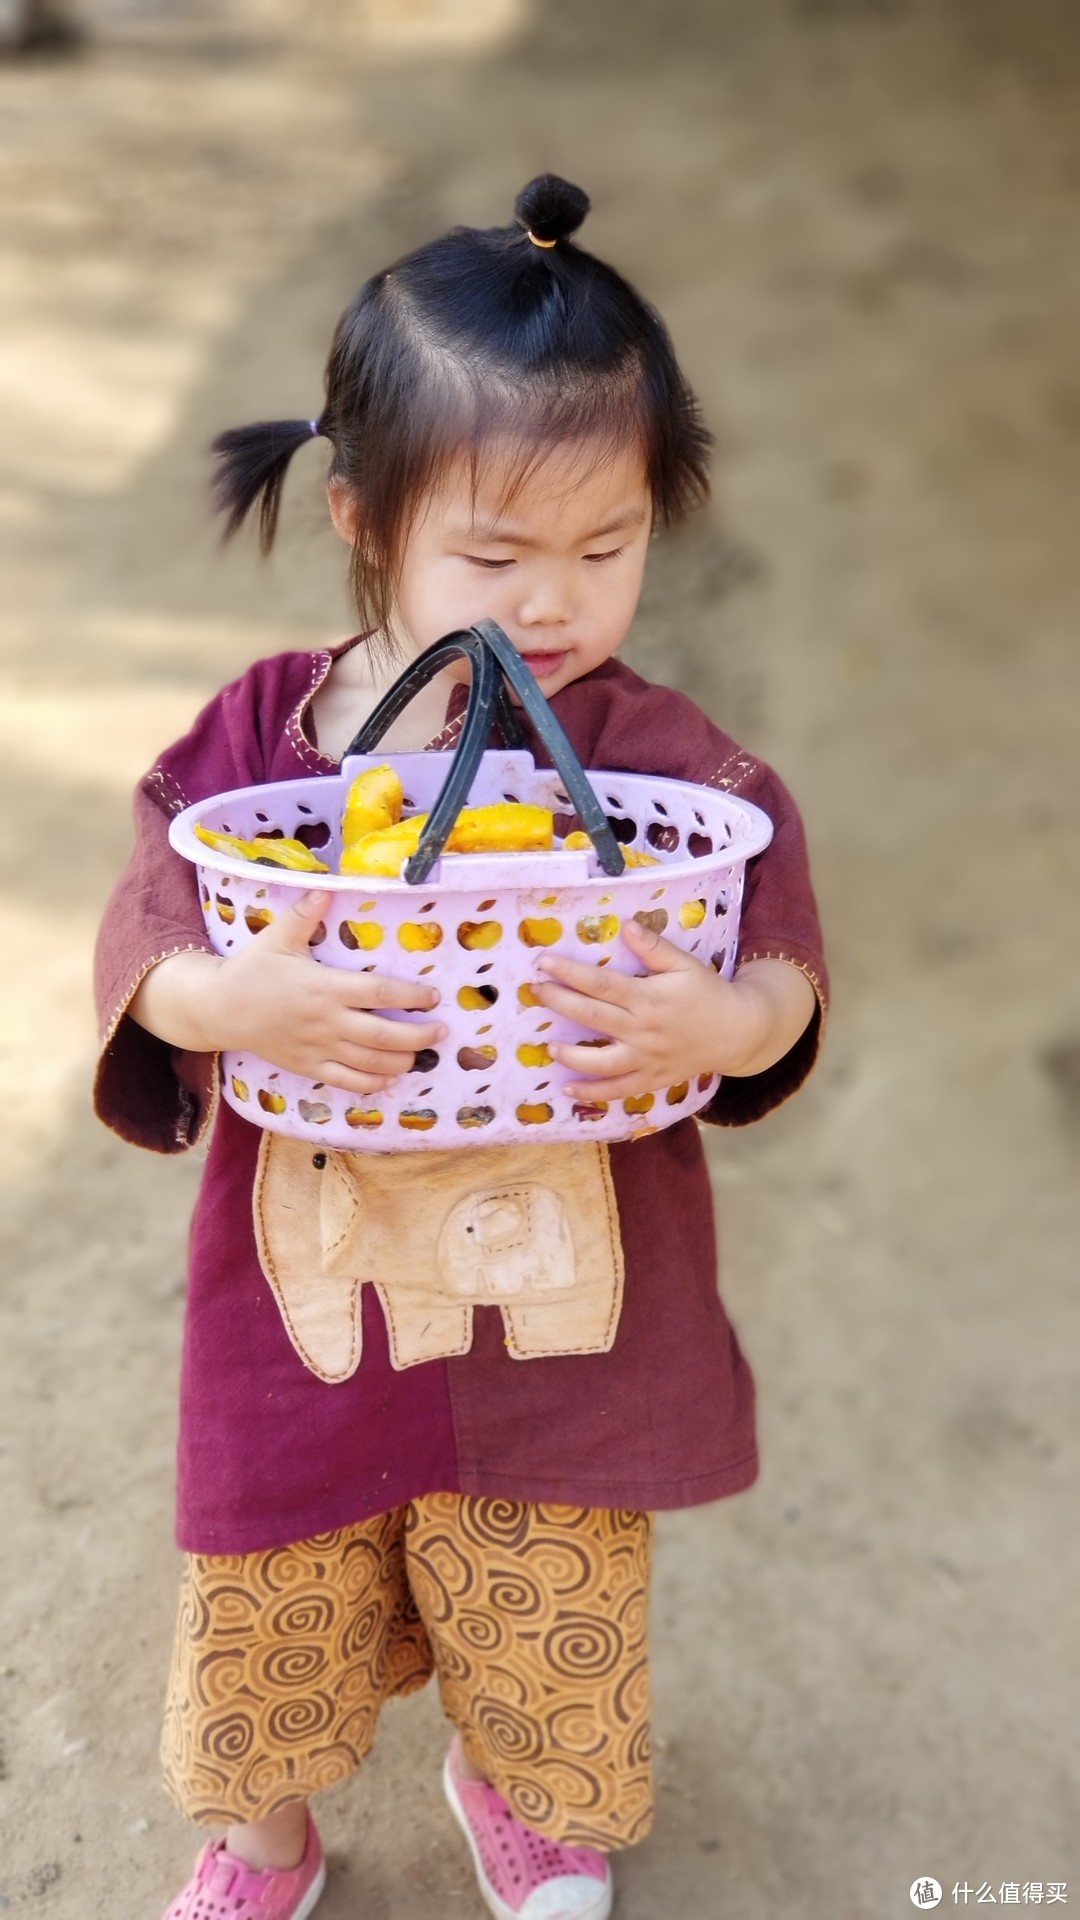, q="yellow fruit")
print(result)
[398,920,443,952]
[518,917,562,947]
[576,913,619,944]
[622,1093,655,1116]
[342,763,404,844]
[446,803,553,853]
[517,981,542,1007]
[230,1076,249,1102]
[340,816,426,876]
[457,919,502,950]
[516,1102,554,1125]
[257,1089,287,1115]
[194,822,329,872]
[340,920,384,951]
[345,1106,383,1129]
[458,984,498,1010]
[516,1043,551,1068]
[561,829,659,869]
[678,899,707,929]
